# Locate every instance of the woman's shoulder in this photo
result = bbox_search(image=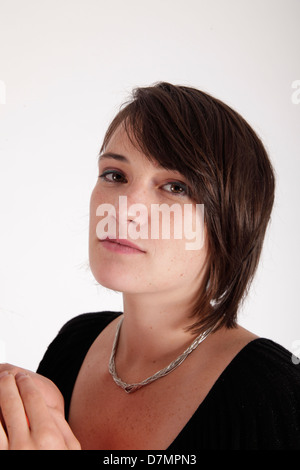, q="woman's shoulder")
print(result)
[58,310,122,336]
[231,337,300,385]
[211,337,300,448]
[217,337,300,403]
[36,311,122,413]
[171,338,300,450]
[38,310,122,367]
